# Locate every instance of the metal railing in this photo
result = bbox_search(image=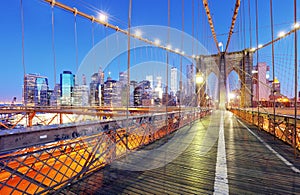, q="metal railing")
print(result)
[0,109,210,194]
[230,108,300,152]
